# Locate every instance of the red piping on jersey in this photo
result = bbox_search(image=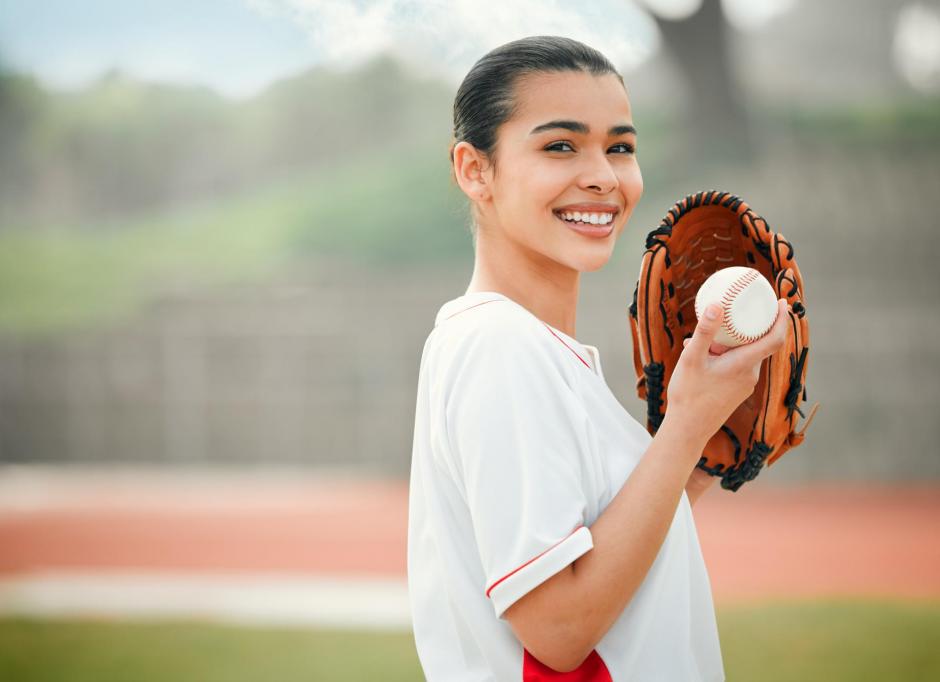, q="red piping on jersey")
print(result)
[442,299,592,370]
[485,525,585,598]
[540,323,591,369]
[442,298,505,321]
